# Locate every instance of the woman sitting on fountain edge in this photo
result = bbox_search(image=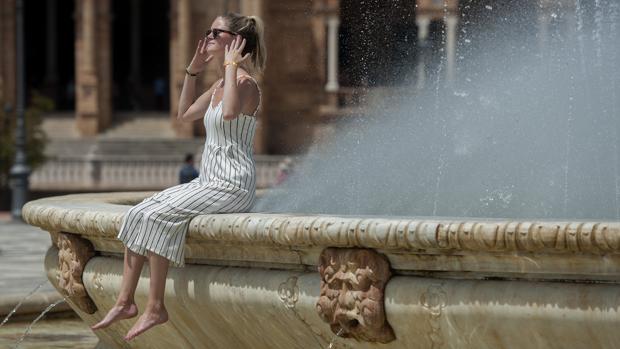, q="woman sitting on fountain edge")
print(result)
[90,12,266,341]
